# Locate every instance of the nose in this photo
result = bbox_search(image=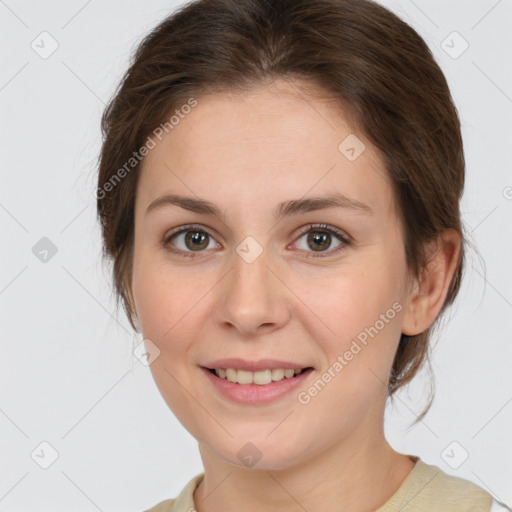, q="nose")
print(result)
[213,244,291,336]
